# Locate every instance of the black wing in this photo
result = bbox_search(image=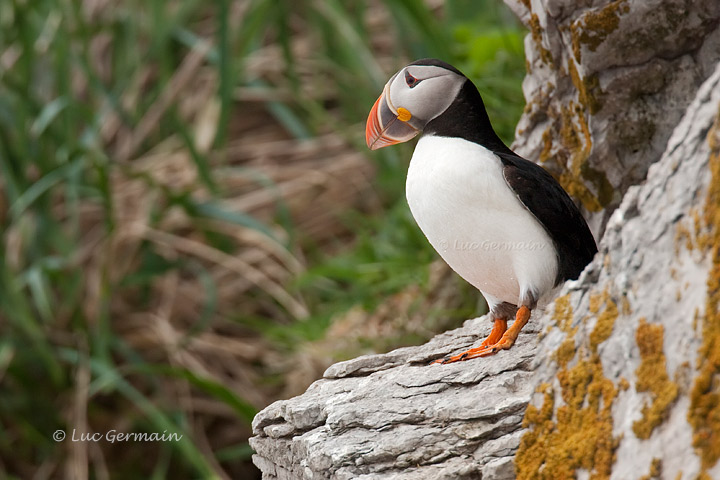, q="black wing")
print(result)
[496,151,598,285]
